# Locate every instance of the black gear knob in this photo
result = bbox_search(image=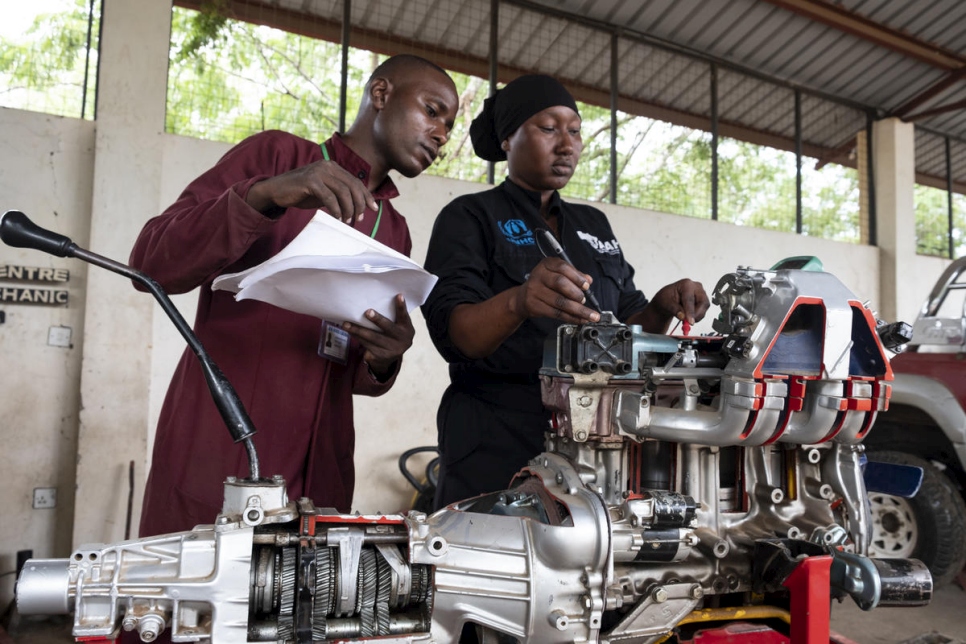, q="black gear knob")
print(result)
[0,210,77,257]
